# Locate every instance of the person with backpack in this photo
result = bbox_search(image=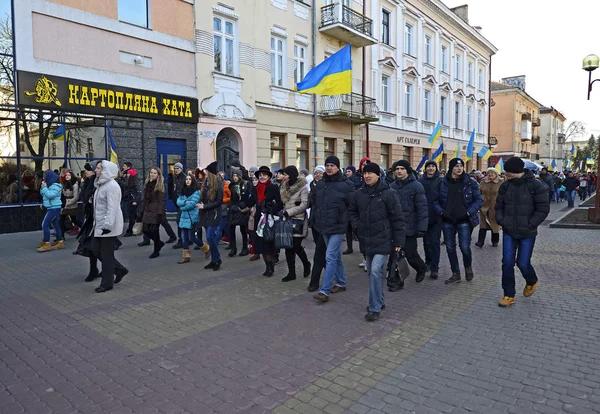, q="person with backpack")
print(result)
[495,157,550,307]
